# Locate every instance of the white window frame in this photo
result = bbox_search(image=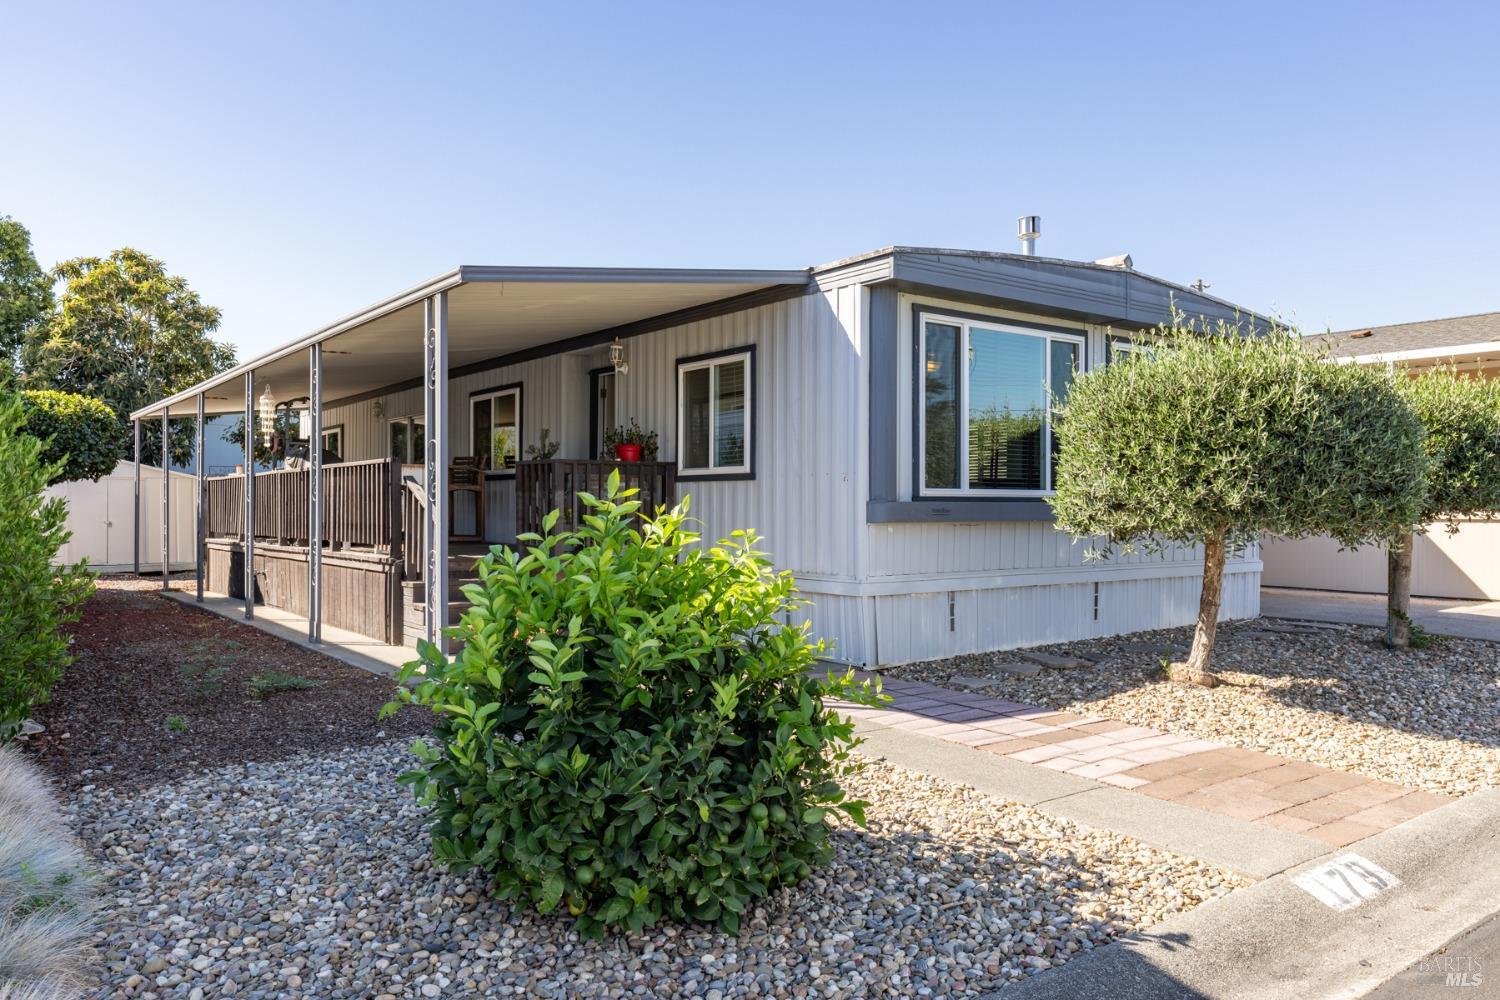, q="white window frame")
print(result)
[917,312,1083,497]
[1108,336,1138,364]
[677,349,752,477]
[389,415,425,465]
[320,424,344,459]
[470,385,522,474]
